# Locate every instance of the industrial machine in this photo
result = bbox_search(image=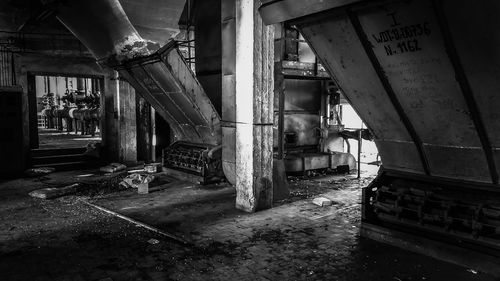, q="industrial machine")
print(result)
[47,0,226,184]
[274,23,358,174]
[260,0,500,272]
[40,91,101,137]
[365,174,500,247]
[162,141,223,184]
[117,41,224,183]
[41,107,100,135]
